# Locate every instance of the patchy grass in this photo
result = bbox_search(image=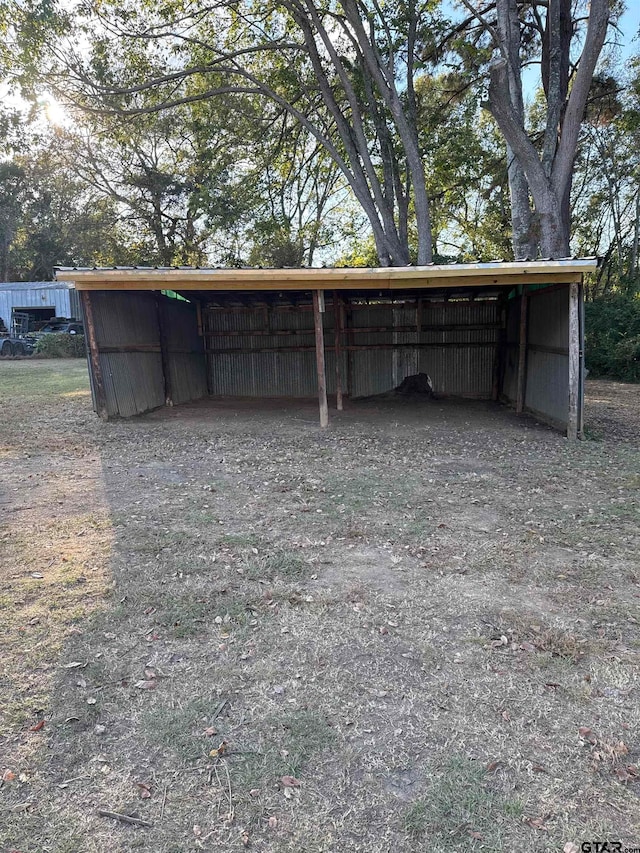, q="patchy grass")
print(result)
[402,755,523,850]
[0,365,639,852]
